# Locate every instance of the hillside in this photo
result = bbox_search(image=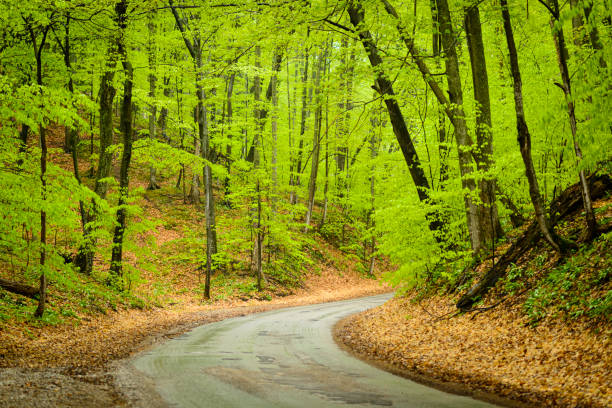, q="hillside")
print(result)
[337,193,612,408]
[0,126,390,369]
